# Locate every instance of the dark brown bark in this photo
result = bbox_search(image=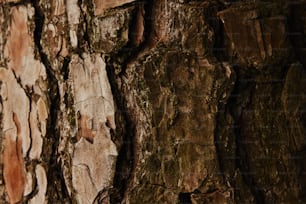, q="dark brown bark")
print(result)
[0,0,305,203]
